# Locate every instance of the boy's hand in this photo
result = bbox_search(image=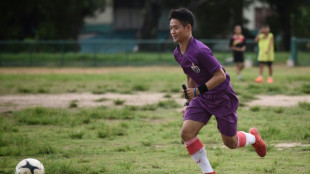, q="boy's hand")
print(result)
[181,88,199,100]
[181,106,188,117]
